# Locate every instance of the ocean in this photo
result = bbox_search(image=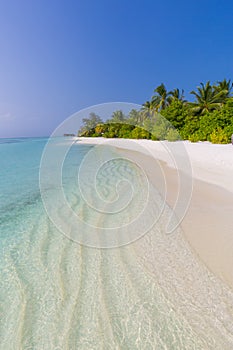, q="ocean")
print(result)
[1,137,233,349]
